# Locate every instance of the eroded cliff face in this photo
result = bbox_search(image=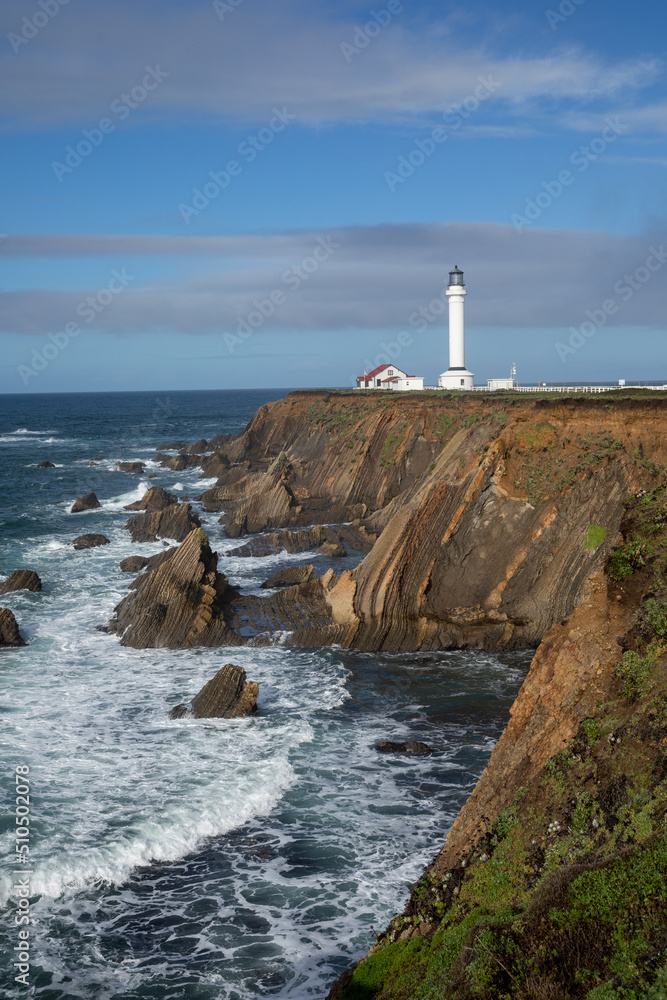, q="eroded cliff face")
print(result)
[184,391,667,653]
[328,484,667,1000]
